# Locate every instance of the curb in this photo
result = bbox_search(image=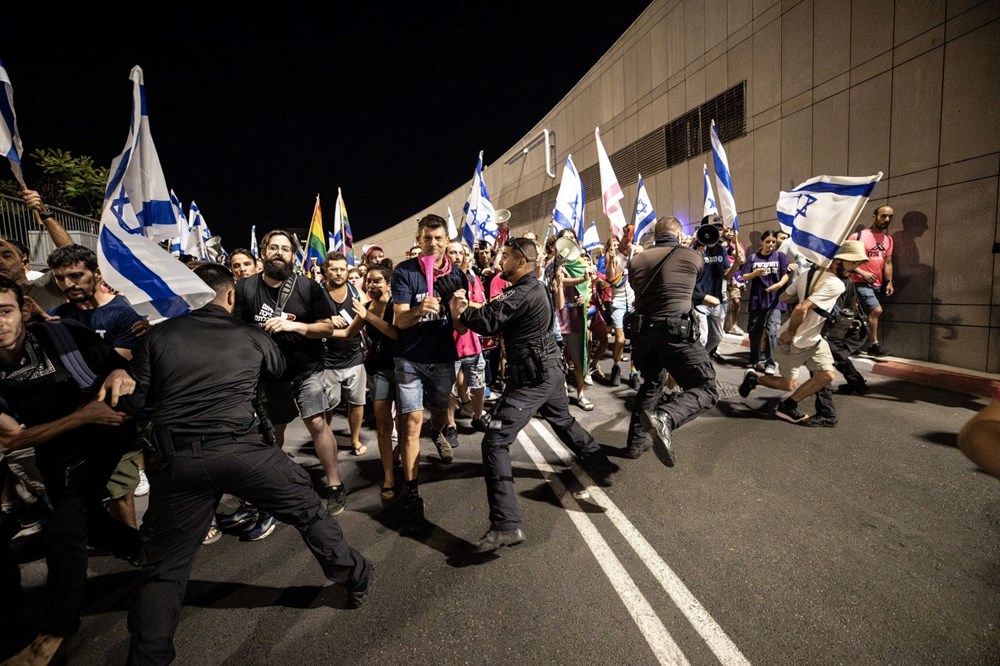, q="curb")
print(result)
[721,333,1000,400]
